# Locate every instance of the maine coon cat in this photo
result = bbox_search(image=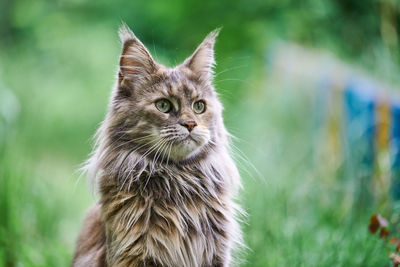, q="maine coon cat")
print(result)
[72,24,243,267]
